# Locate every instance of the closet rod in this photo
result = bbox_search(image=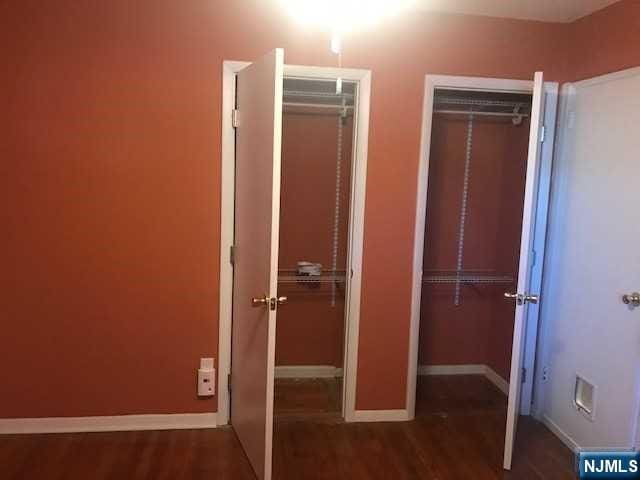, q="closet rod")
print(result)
[434,110,529,118]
